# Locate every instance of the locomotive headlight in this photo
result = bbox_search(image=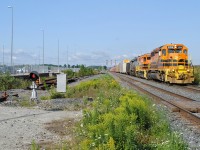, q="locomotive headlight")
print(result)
[187,69,190,73]
[171,69,175,73]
